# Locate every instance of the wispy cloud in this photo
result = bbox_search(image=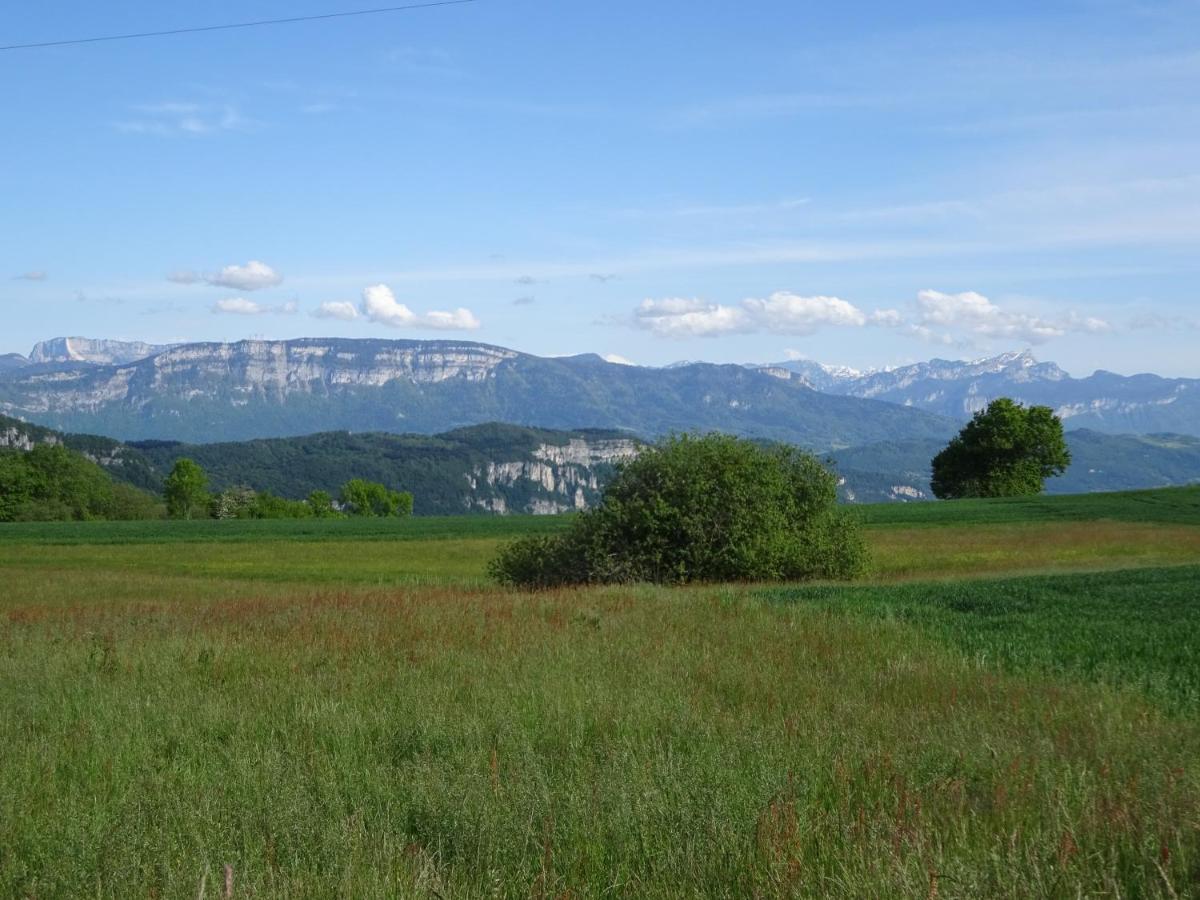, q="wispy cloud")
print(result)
[212,298,297,316]
[386,46,464,78]
[12,271,47,282]
[616,197,812,220]
[312,300,359,321]
[115,101,253,137]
